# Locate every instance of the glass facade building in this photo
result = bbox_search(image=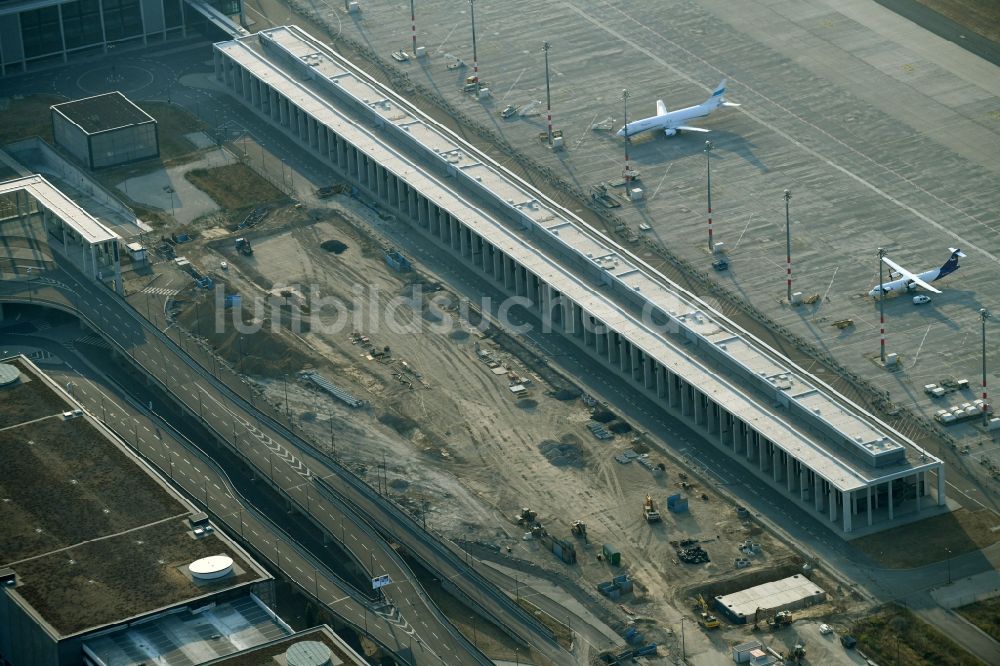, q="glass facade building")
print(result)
[0,0,240,75]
